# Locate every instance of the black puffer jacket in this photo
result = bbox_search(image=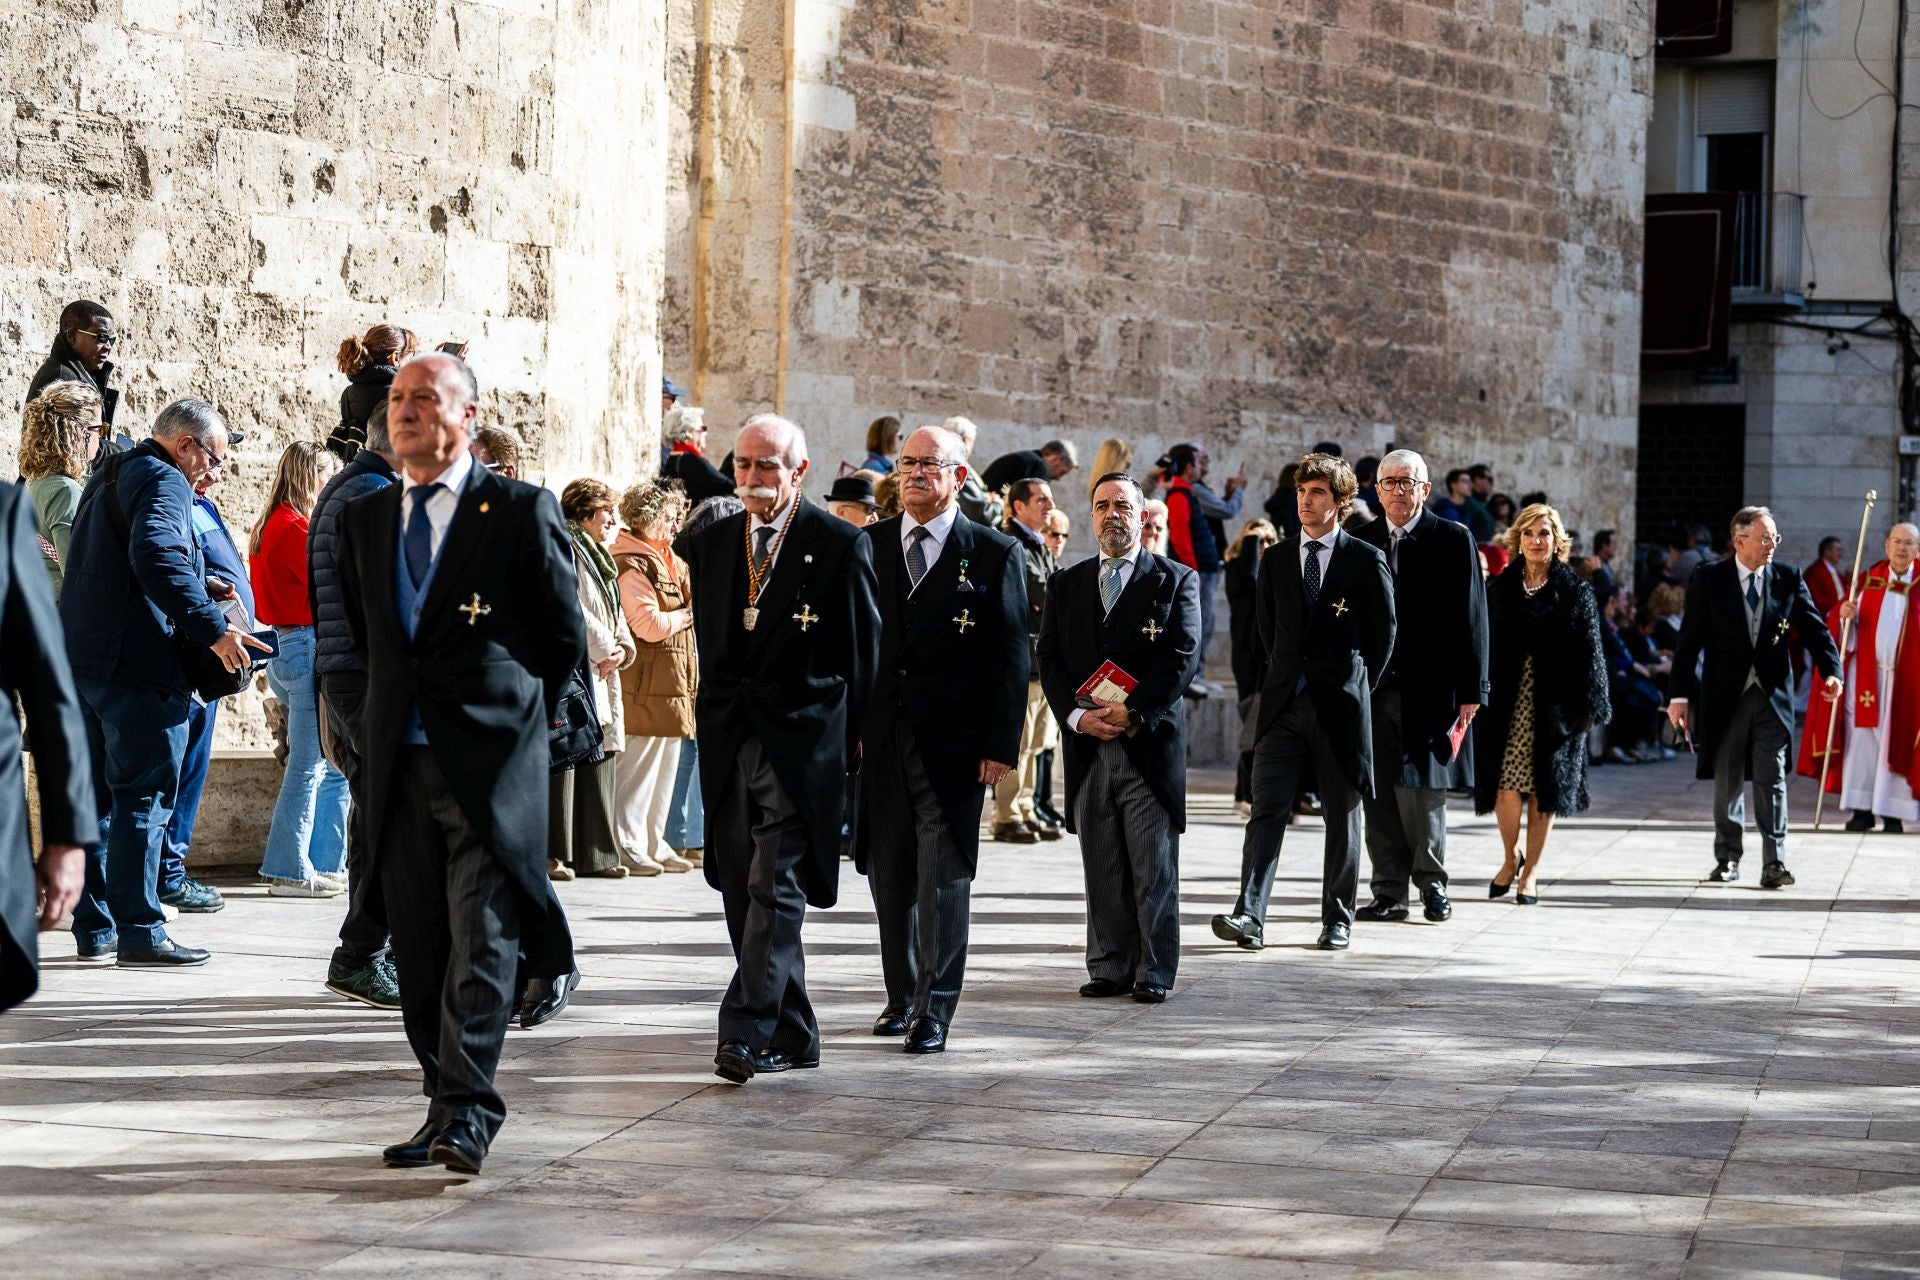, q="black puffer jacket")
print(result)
[1473,559,1611,818]
[326,365,396,463]
[309,448,396,675]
